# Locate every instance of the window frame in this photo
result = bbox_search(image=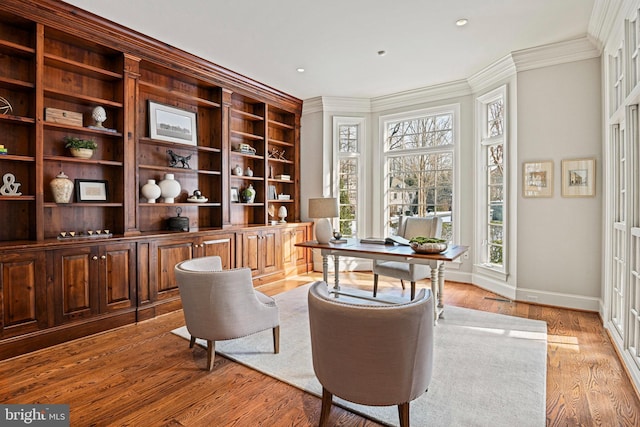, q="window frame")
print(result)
[333,116,365,238]
[475,85,508,277]
[379,104,460,243]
